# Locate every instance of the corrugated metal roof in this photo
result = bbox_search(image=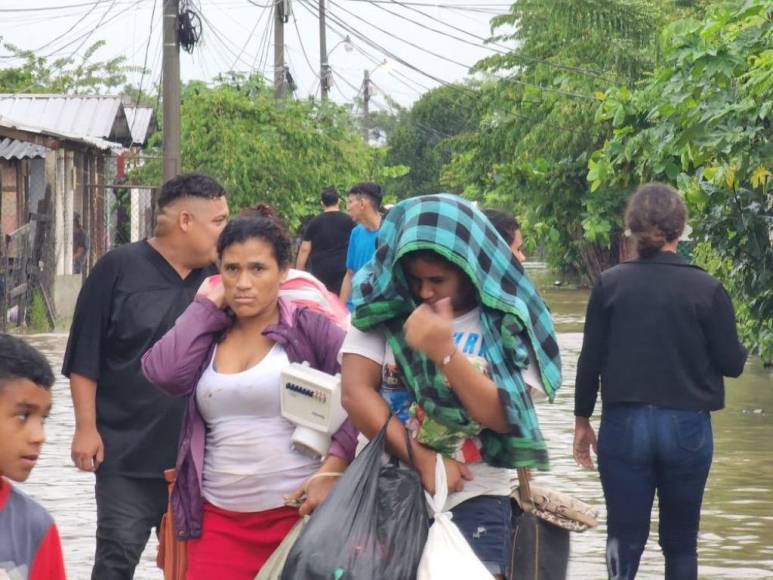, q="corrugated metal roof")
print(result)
[0,94,131,145]
[125,107,154,145]
[0,137,49,160]
[0,114,124,152]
